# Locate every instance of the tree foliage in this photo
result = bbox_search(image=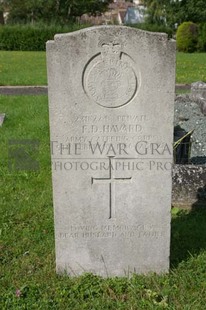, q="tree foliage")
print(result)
[3,0,206,26]
[5,0,54,23]
[5,0,112,24]
[143,0,206,27]
[143,0,168,25]
[58,0,112,21]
